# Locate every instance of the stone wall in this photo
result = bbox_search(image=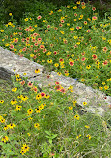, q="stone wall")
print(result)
[0,46,111,116]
